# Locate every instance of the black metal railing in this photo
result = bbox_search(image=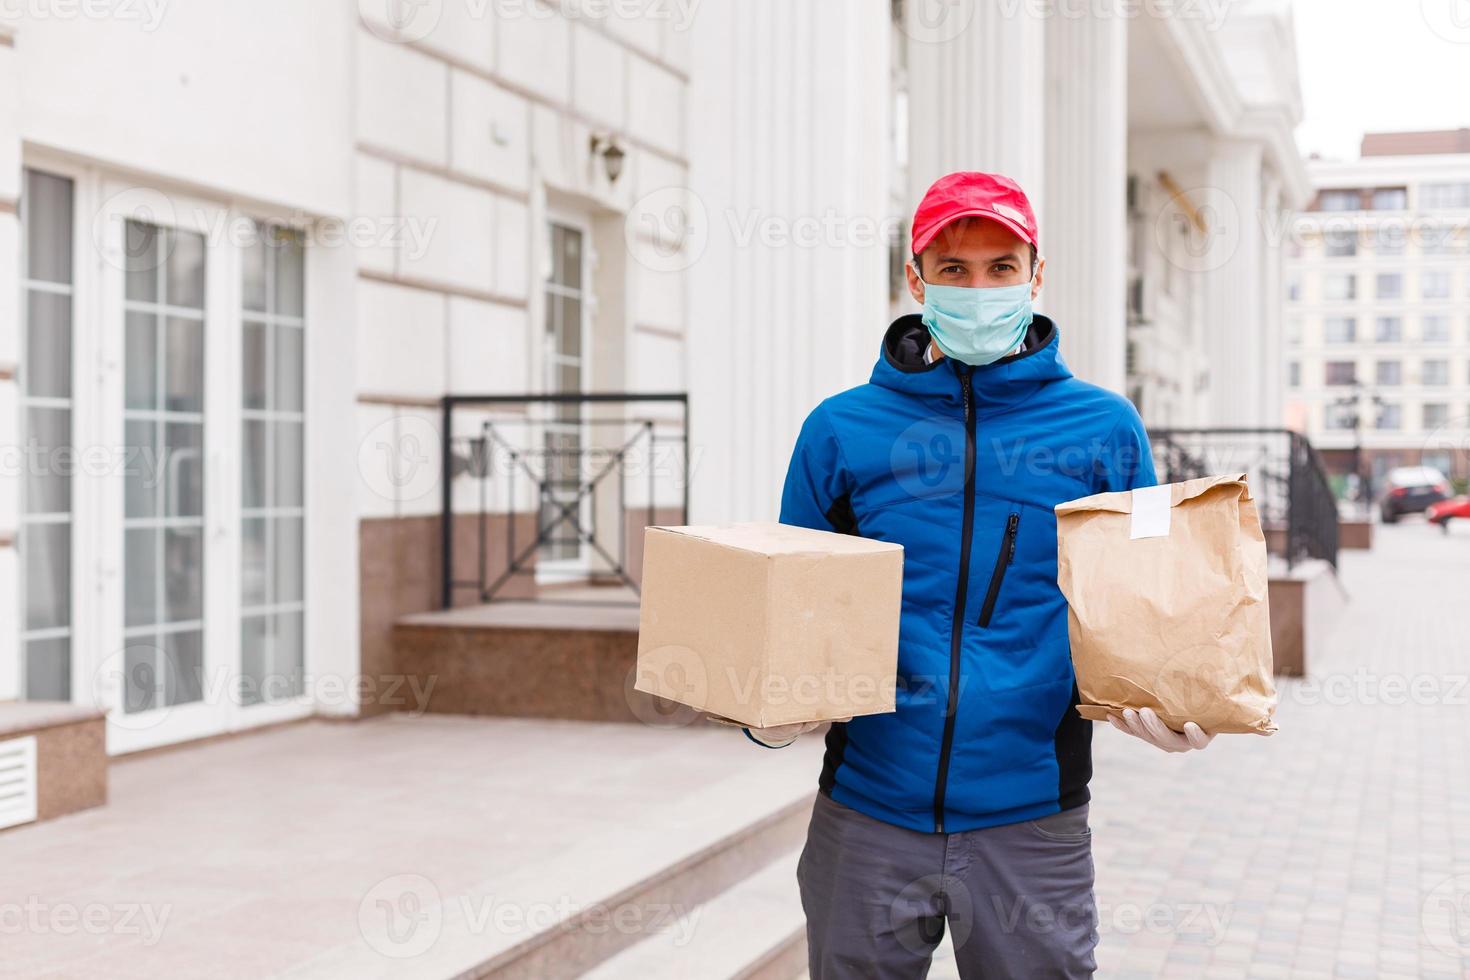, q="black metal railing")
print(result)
[1147,428,1340,571]
[440,393,689,607]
